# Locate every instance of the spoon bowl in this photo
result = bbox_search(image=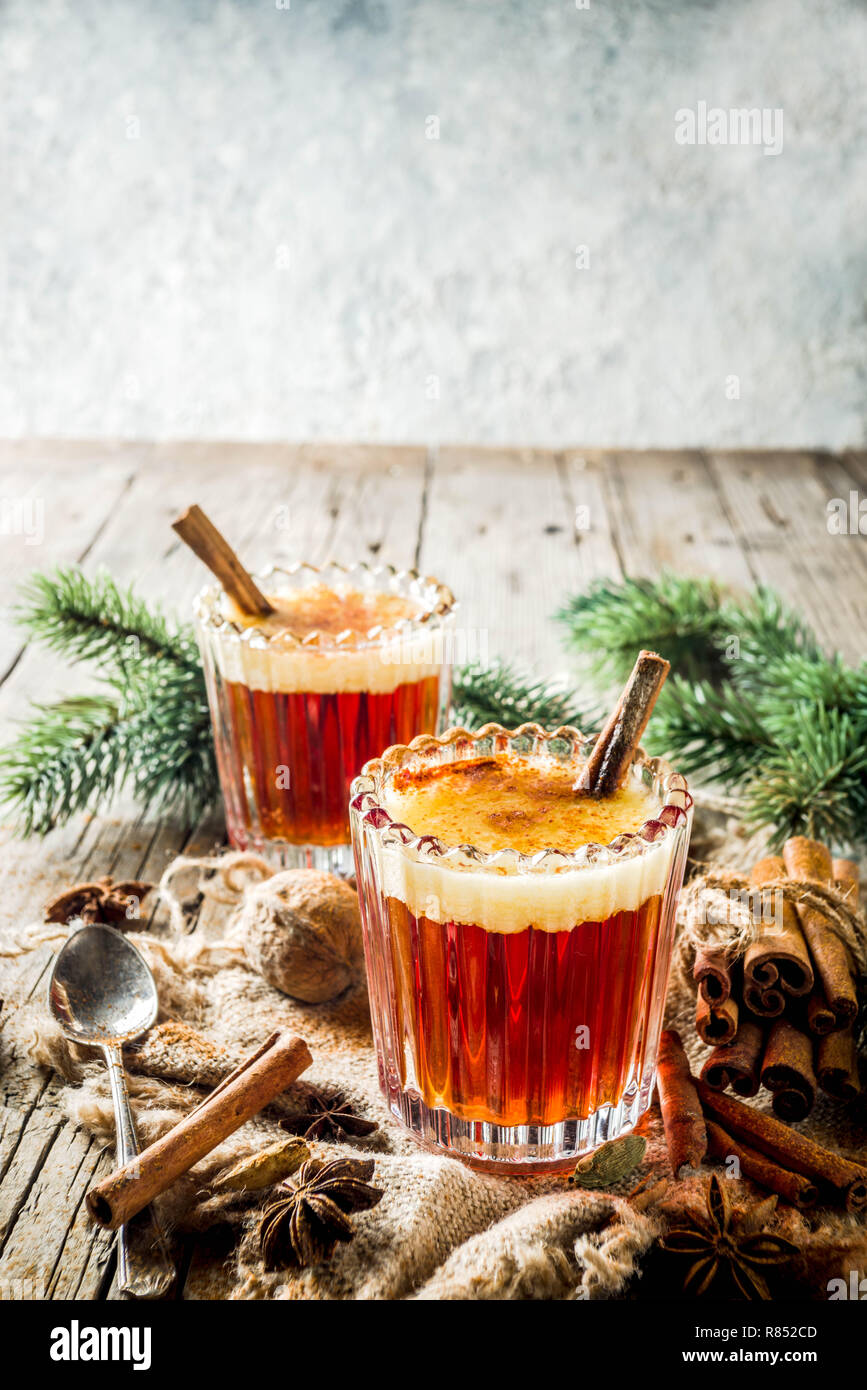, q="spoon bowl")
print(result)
[49,923,158,1048]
